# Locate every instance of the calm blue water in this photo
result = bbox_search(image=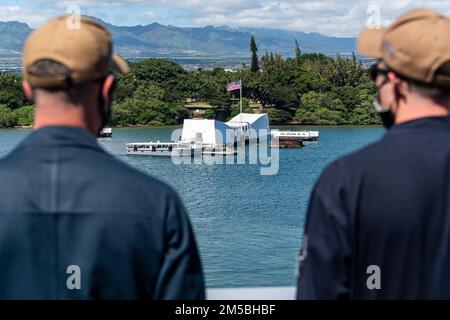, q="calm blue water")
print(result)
[0,126,384,288]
